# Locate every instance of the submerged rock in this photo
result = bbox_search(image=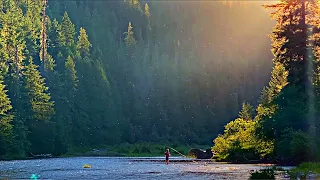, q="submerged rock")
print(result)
[83,164,92,168]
